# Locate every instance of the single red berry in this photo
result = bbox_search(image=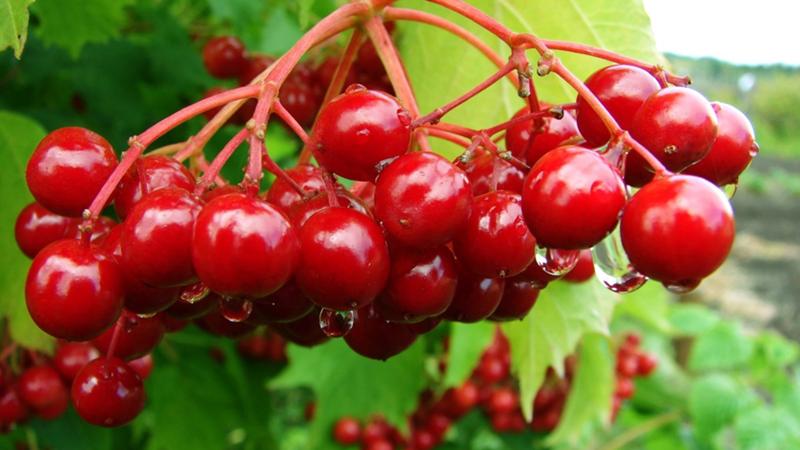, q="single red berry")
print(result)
[375,151,472,248]
[487,387,519,415]
[615,377,635,399]
[636,352,658,376]
[196,310,256,339]
[92,310,165,361]
[443,267,505,323]
[238,54,276,85]
[202,36,247,79]
[406,316,442,334]
[15,202,75,259]
[279,69,322,128]
[623,333,641,348]
[310,87,411,181]
[113,155,195,220]
[26,240,123,340]
[54,342,101,382]
[621,175,734,288]
[453,191,535,278]
[411,429,437,450]
[475,356,510,384]
[286,189,370,228]
[18,366,67,411]
[249,281,314,324]
[26,127,117,217]
[271,308,328,347]
[121,188,202,288]
[265,164,326,212]
[631,87,718,172]
[683,102,758,186]
[623,153,656,187]
[36,390,69,419]
[616,355,639,378]
[505,107,581,165]
[362,417,391,444]
[295,207,389,311]
[522,146,627,249]
[344,304,417,360]
[193,193,299,299]
[363,439,394,450]
[333,417,362,445]
[455,148,525,196]
[576,65,661,147]
[563,249,595,283]
[489,277,539,321]
[425,412,451,438]
[444,381,480,418]
[128,354,154,380]
[0,385,29,425]
[71,357,145,427]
